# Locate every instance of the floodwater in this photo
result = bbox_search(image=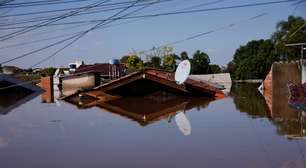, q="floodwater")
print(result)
[0,84,306,168]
